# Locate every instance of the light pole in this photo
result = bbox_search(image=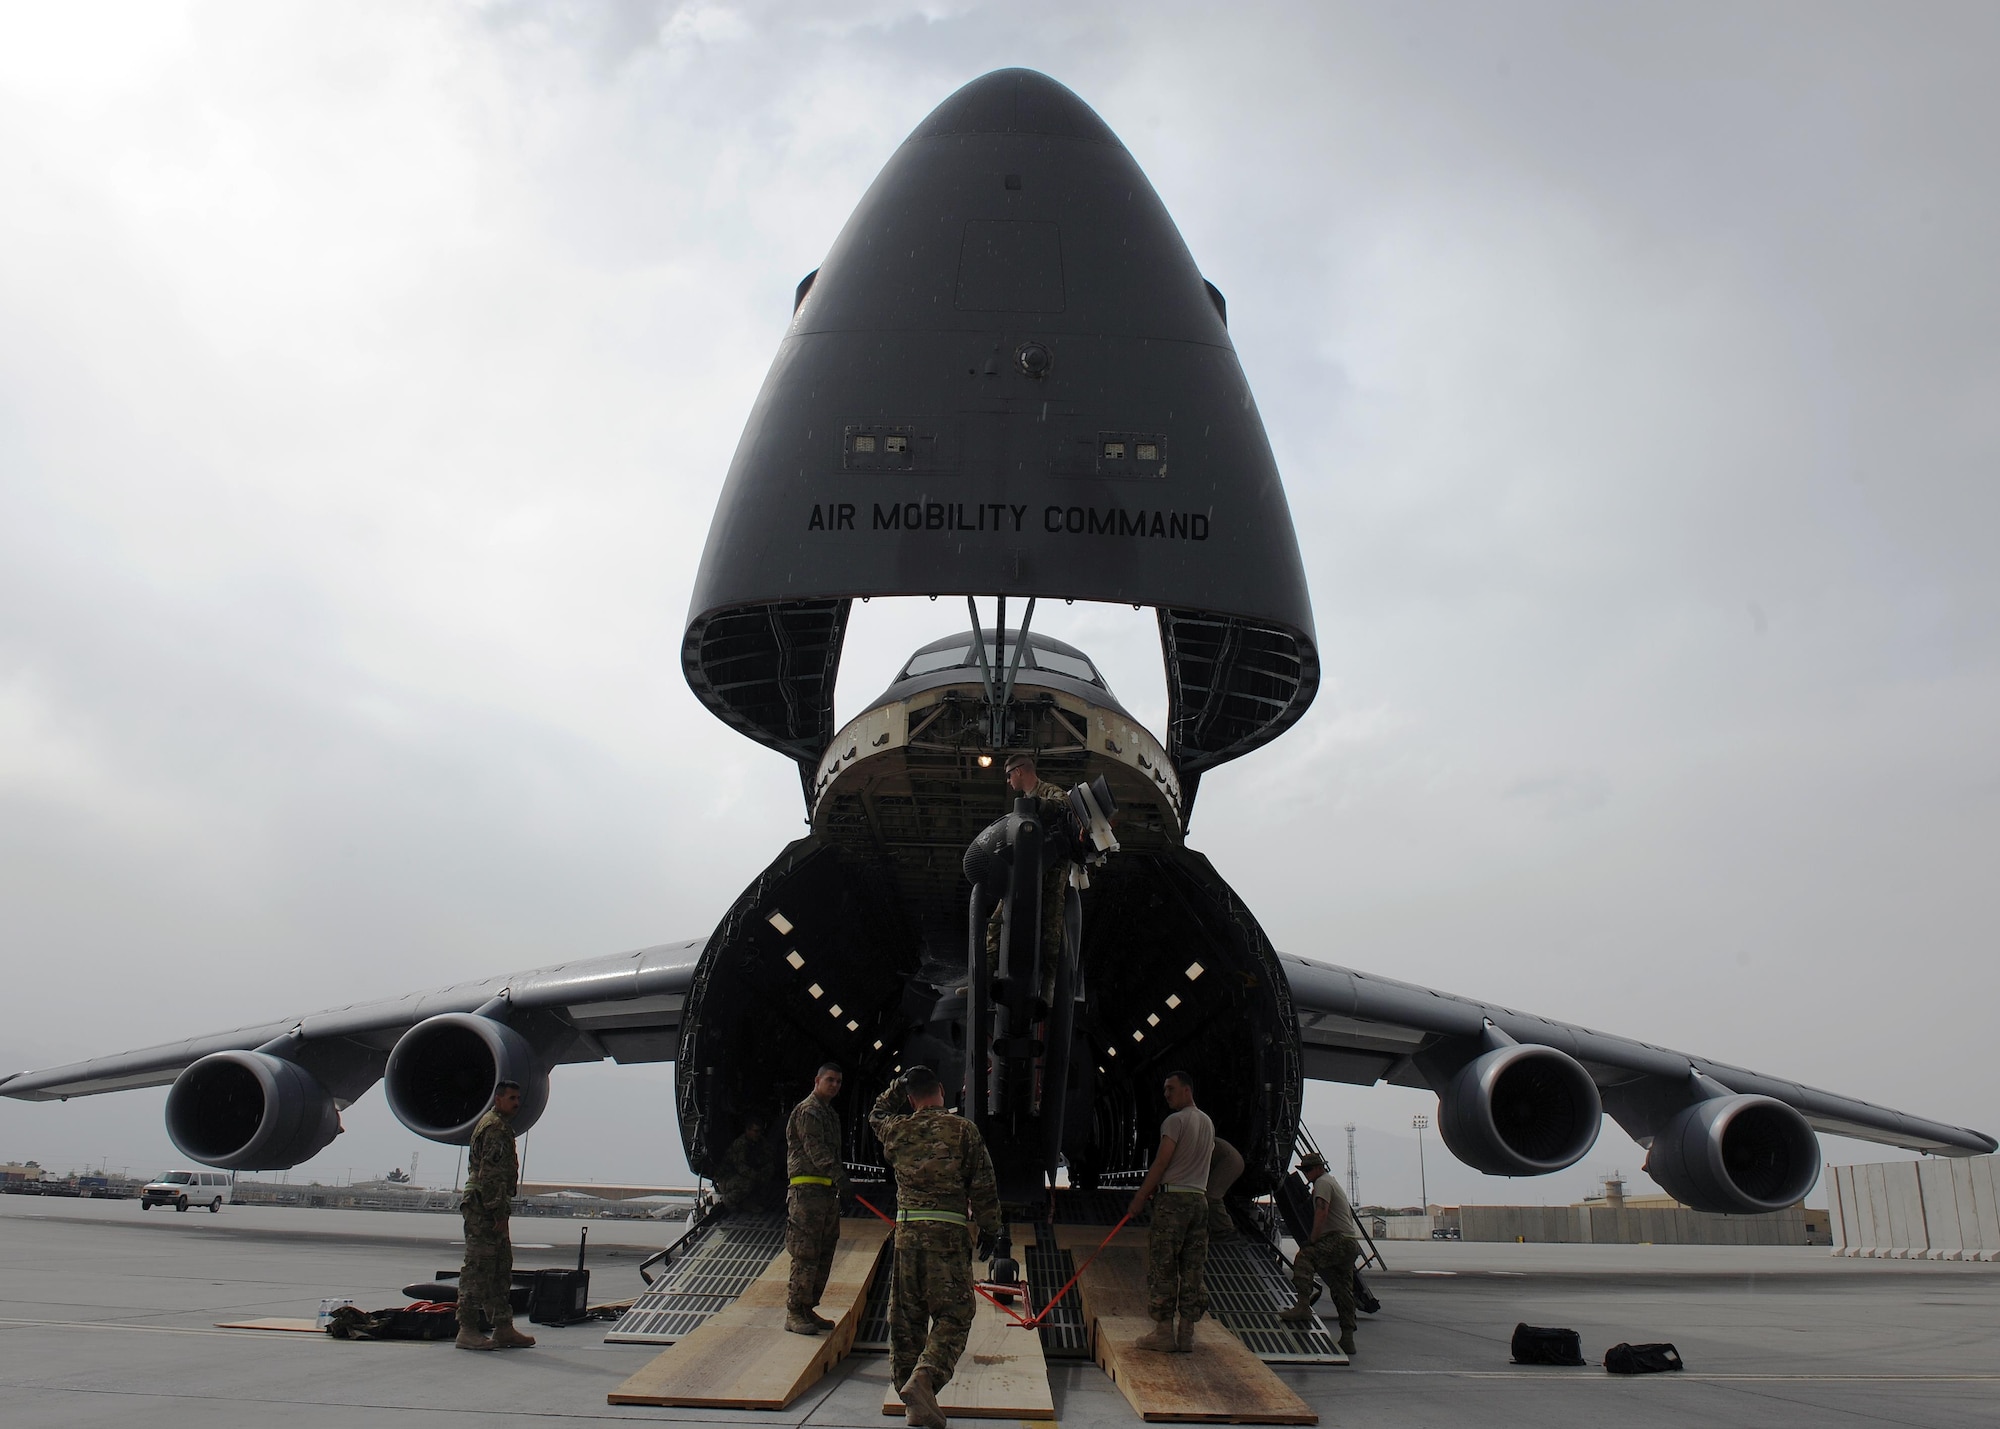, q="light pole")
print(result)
[1411,1113,1430,1212]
